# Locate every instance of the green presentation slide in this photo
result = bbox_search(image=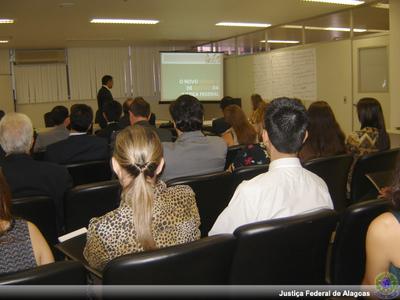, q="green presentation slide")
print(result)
[161,52,224,101]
